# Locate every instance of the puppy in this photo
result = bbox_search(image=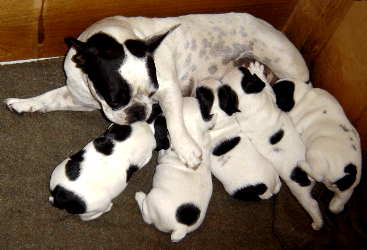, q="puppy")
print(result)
[220,62,324,230]
[6,13,310,169]
[135,97,215,242]
[49,109,169,221]
[272,78,362,213]
[196,78,281,200]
